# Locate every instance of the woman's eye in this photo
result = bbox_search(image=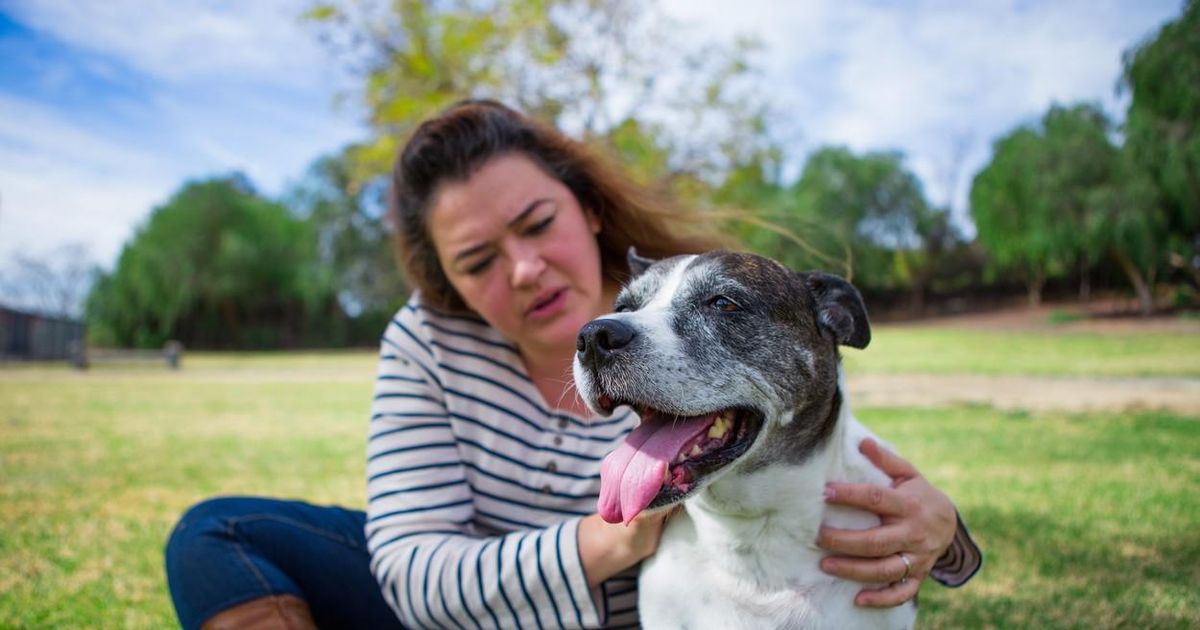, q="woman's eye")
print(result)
[465,256,495,275]
[709,296,741,313]
[526,214,555,235]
